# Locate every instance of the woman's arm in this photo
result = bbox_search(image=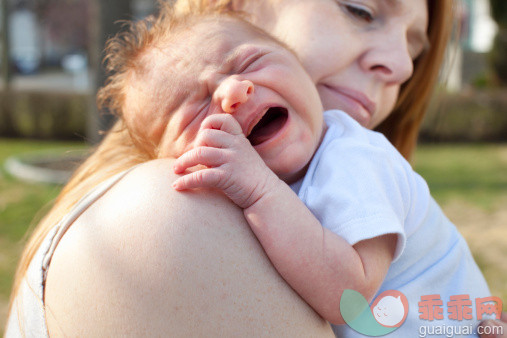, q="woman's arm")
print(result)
[44,158,334,337]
